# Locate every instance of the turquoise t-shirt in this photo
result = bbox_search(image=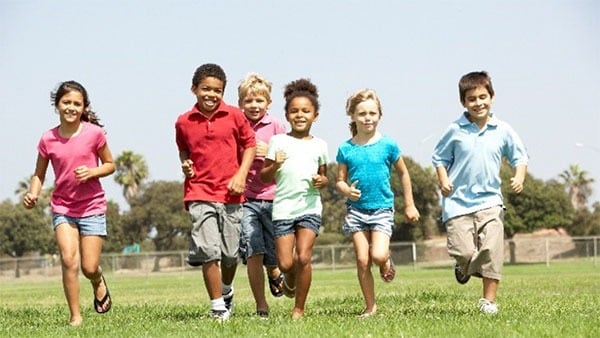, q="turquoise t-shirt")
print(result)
[266,134,329,221]
[336,135,401,210]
